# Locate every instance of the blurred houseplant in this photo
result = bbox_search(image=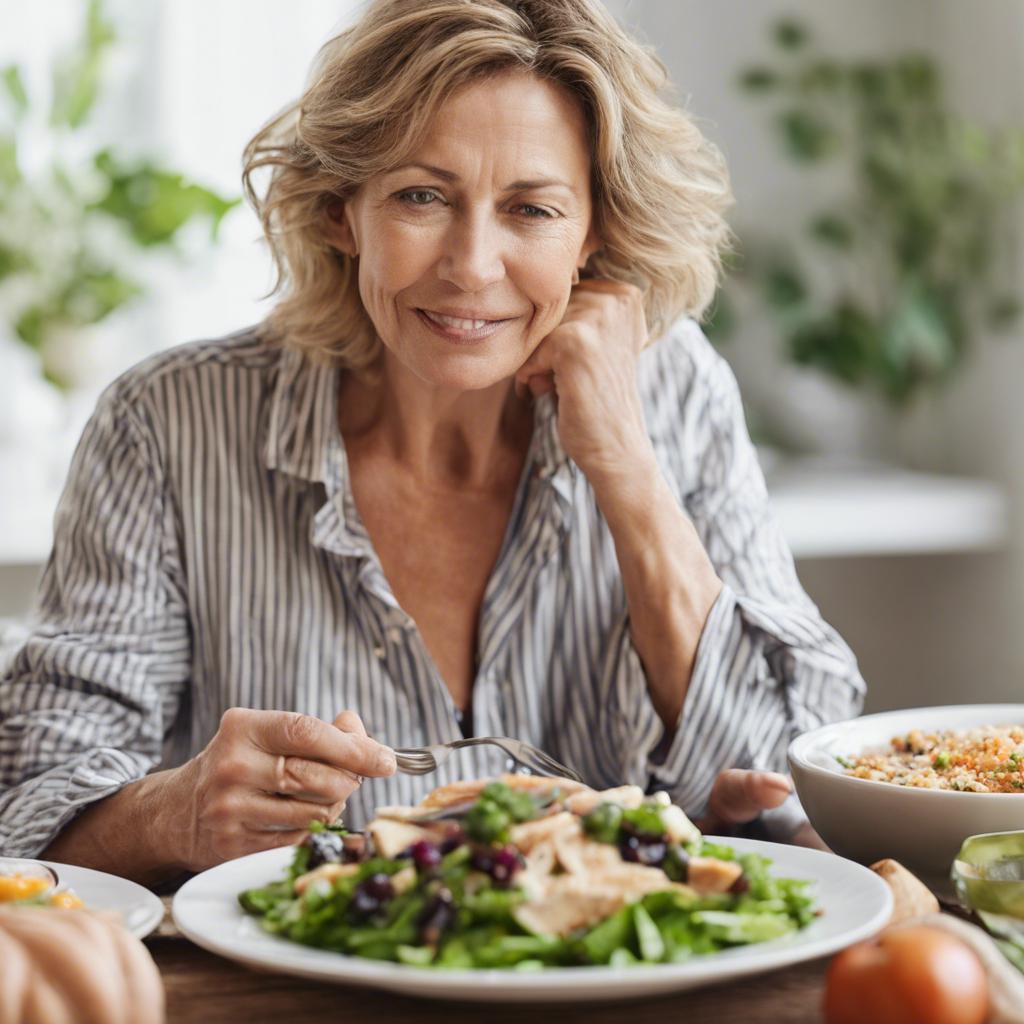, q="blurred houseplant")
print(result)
[721,18,1024,408]
[0,0,238,388]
